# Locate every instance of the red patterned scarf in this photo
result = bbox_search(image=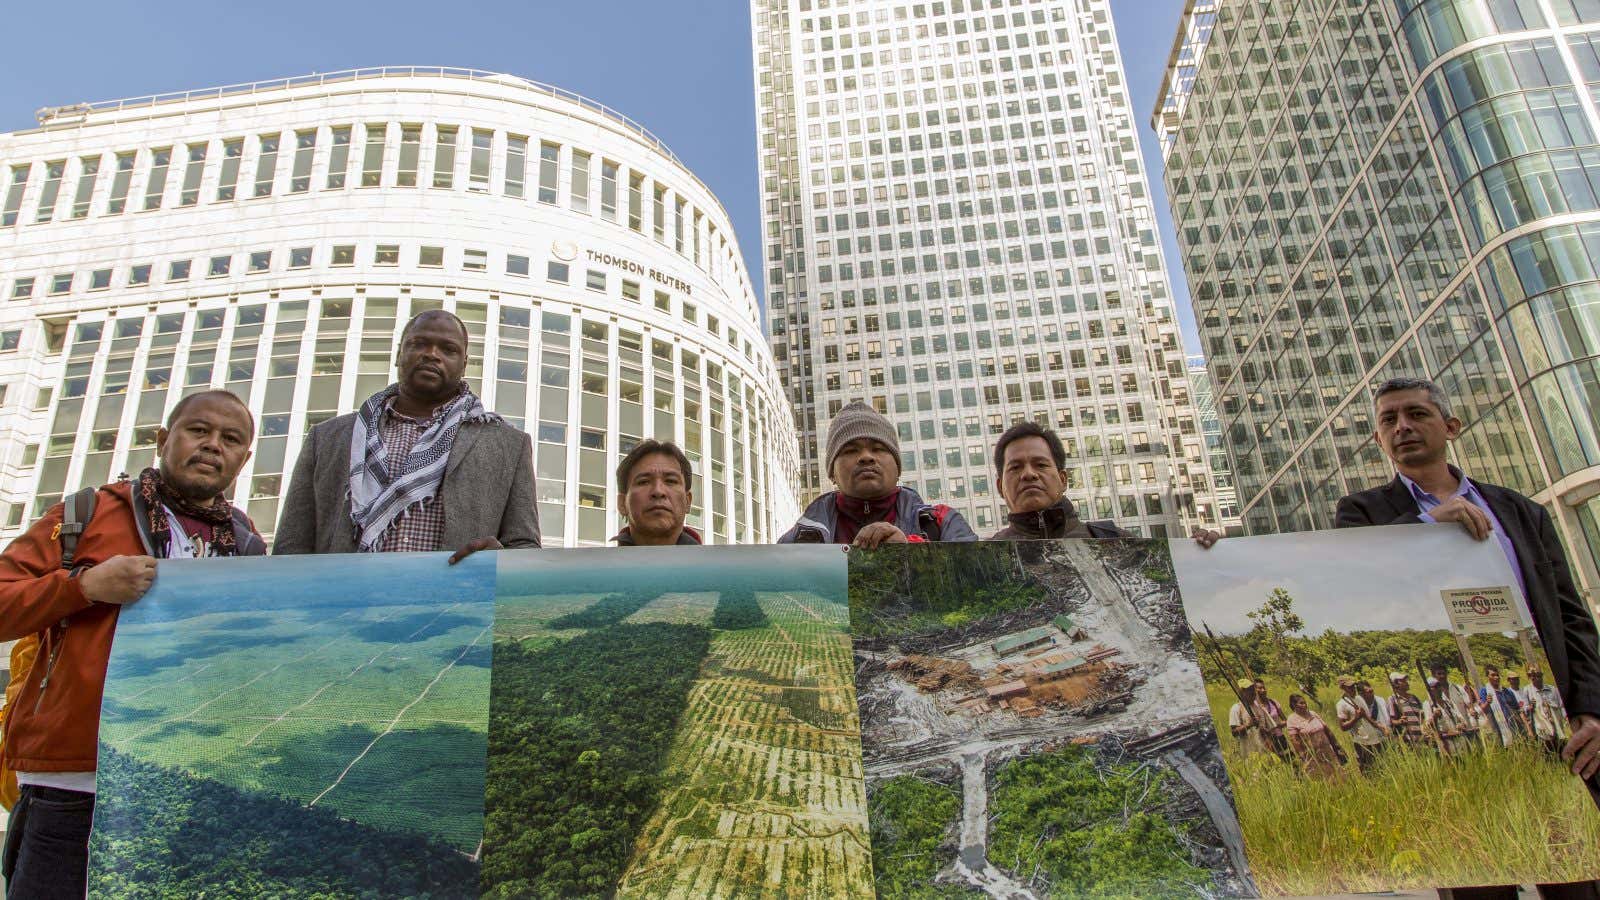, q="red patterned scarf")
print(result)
[138,467,238,559]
